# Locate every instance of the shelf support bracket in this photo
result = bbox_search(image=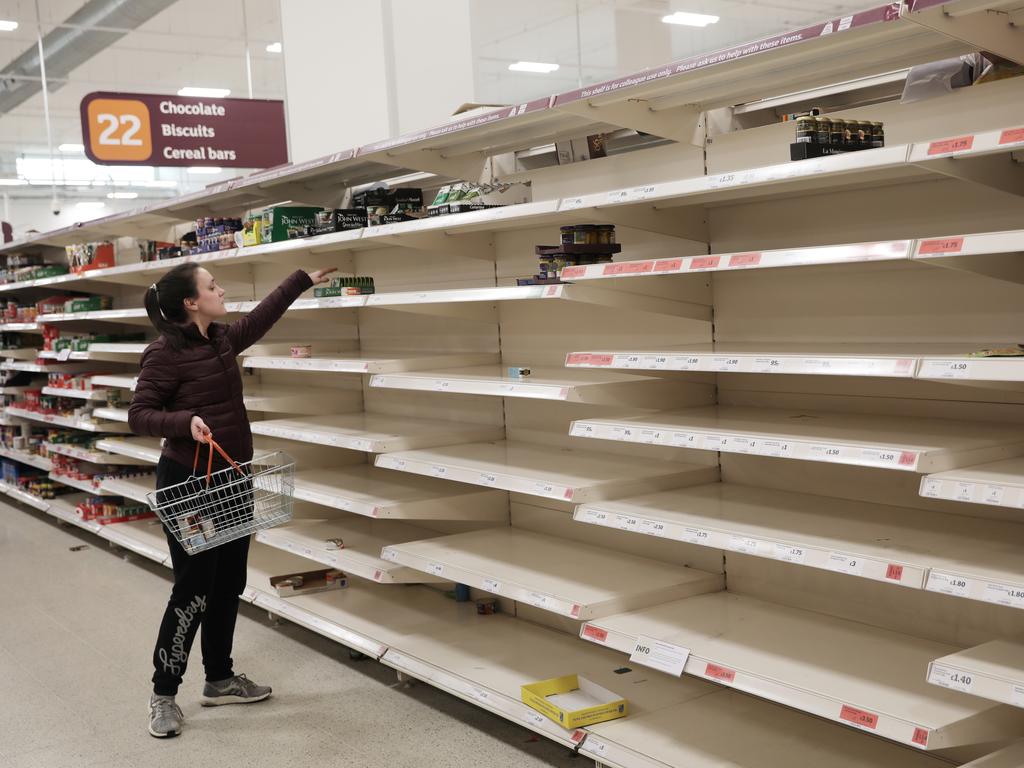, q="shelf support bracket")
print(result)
[916,251,1024,285]
[914,154,1024,198]
[904,5,1024,65]
[556,100,704,146]
[373,149,488,182]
